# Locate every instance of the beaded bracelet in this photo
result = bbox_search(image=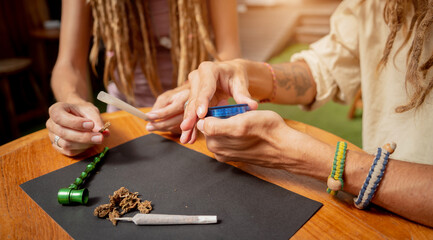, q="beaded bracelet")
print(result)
[354,143,396,209]
[259,62,277,103]
[327,141,348,195]
[57,147,109,205]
